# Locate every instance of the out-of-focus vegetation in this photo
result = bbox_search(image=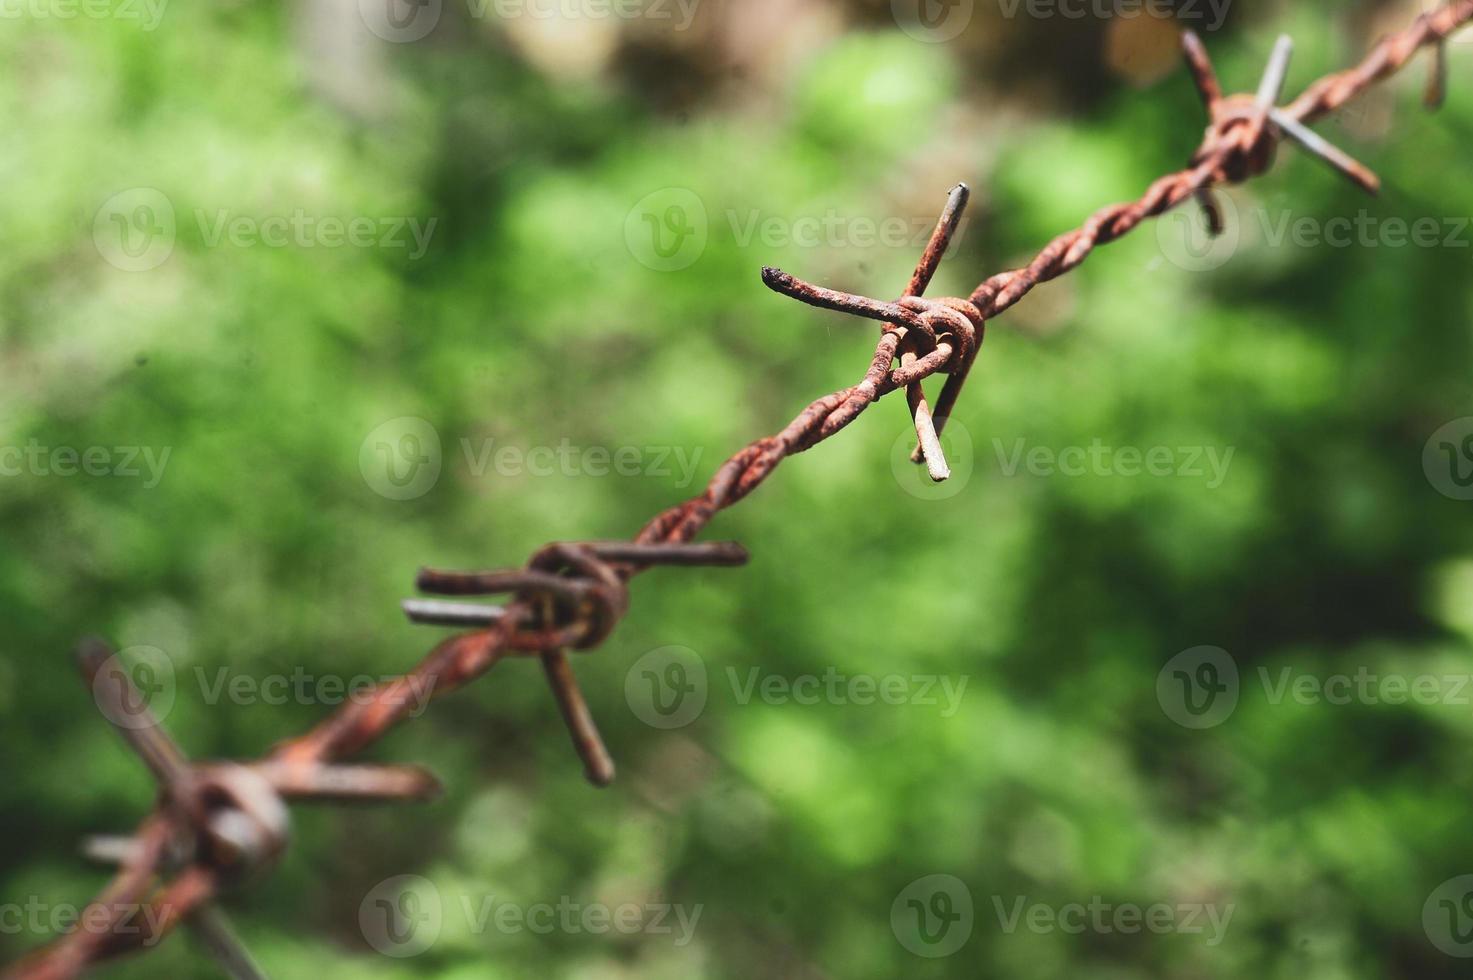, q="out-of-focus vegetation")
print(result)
[2,0,1473,977]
